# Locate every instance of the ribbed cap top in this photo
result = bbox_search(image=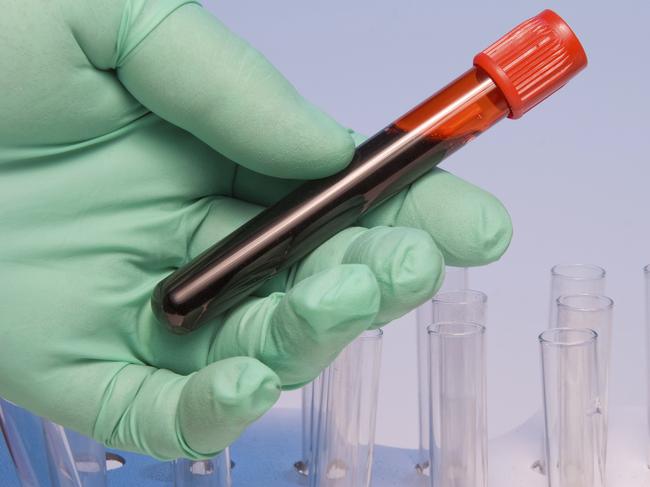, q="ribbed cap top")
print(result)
[473,10,587,119]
